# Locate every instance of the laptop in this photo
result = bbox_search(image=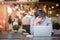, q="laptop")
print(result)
[33,26,52,36]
